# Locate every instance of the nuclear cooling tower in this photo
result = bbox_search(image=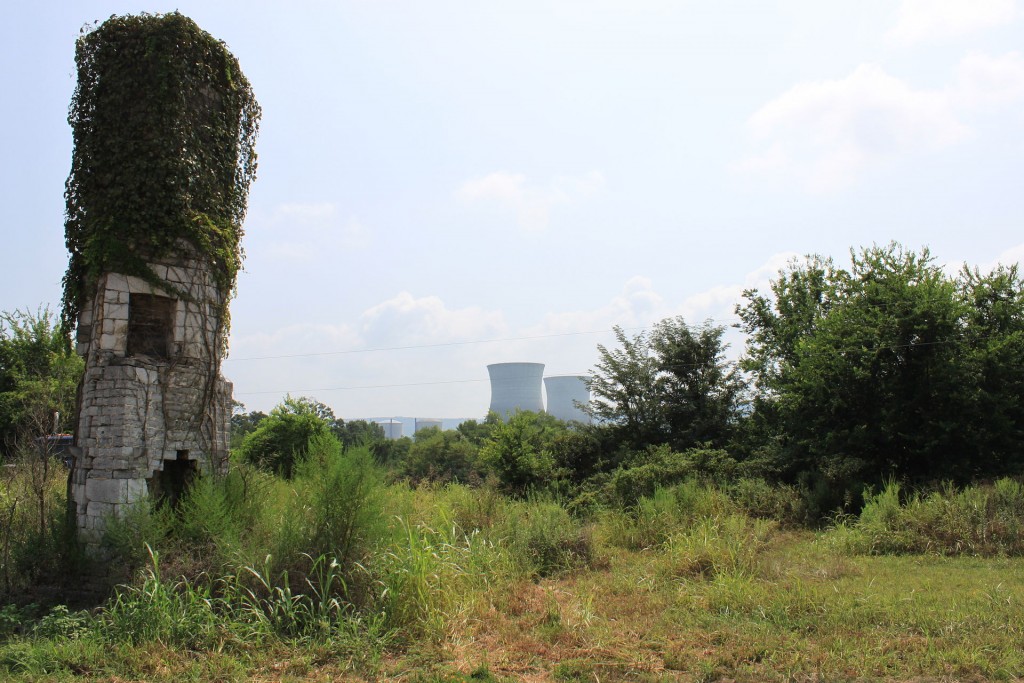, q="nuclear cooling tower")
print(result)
[544,375,592,423]
[487,362,545,418]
